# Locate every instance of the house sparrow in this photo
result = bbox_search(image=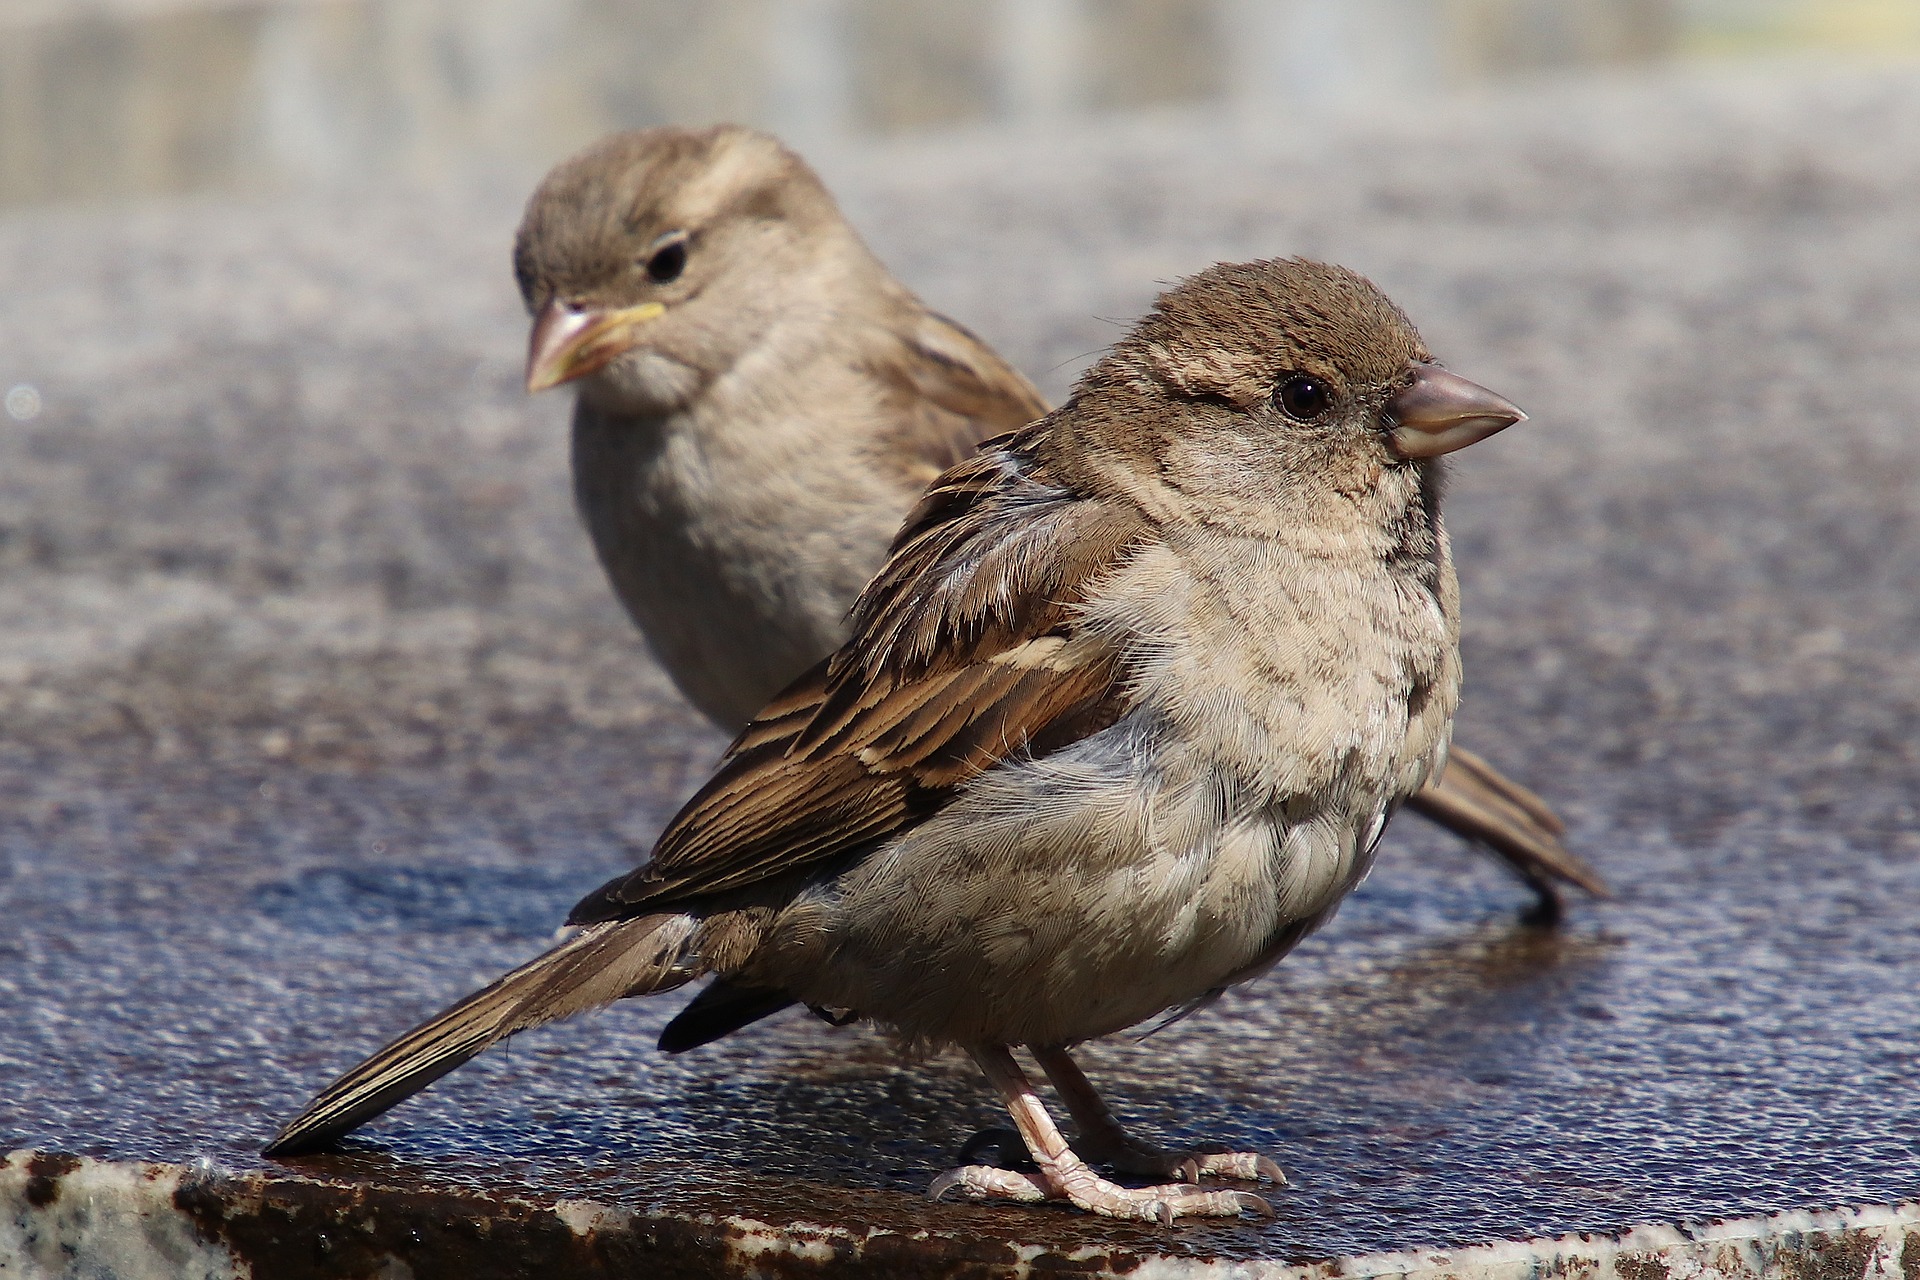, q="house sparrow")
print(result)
[269,258,1527,1221]
[513,125,1604,915]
